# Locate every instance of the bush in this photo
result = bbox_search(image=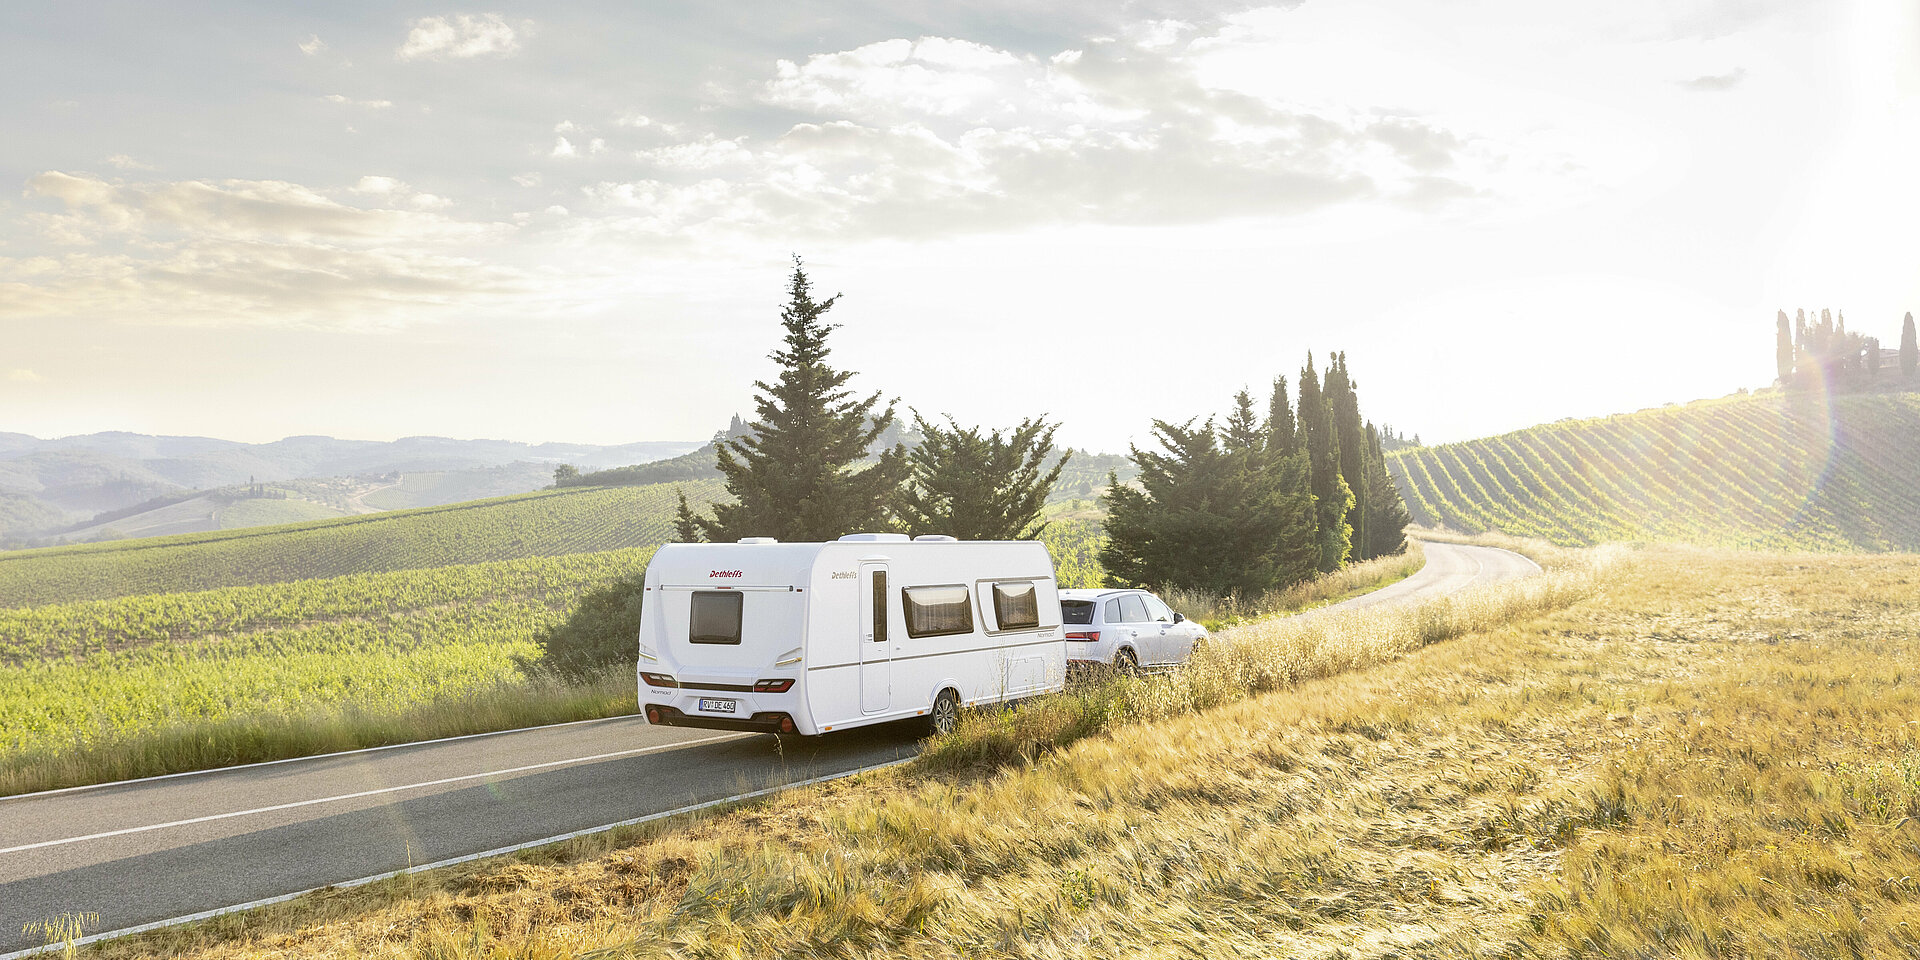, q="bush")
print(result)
[525,573,646,678]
